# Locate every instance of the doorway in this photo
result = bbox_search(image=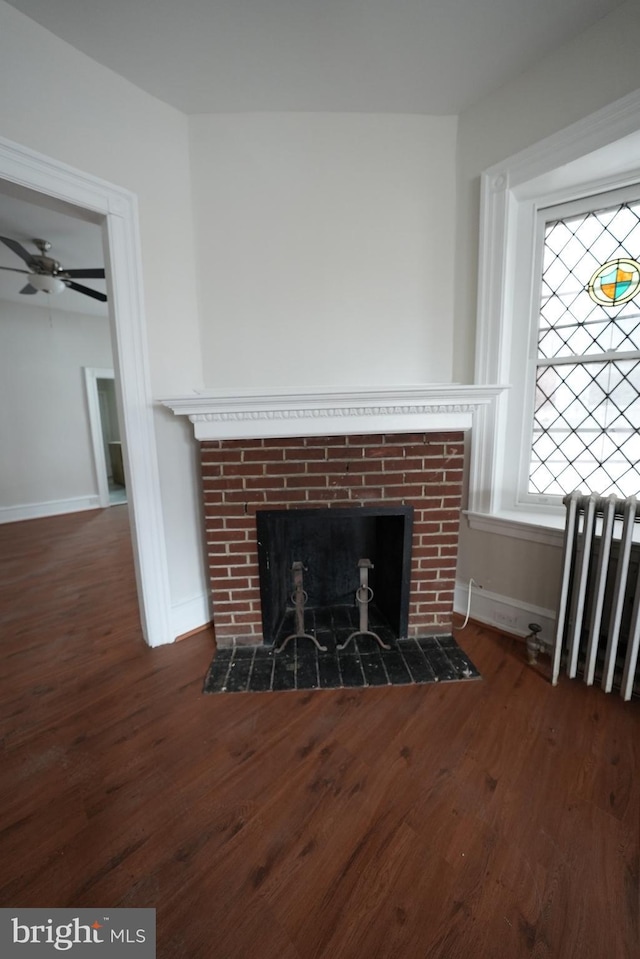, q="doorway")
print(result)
[84,367,127,507]
[0,135,173,646]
